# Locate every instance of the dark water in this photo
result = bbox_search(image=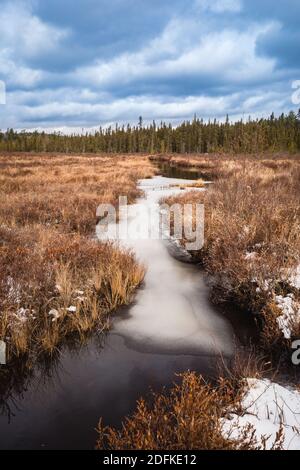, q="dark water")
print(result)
[0,173,254,450]
[0,334,222,450]
[157,163,205,180]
